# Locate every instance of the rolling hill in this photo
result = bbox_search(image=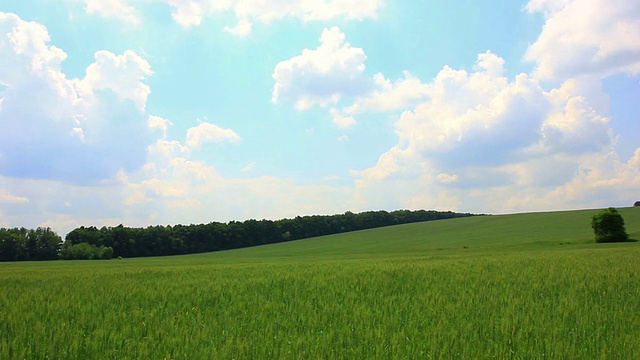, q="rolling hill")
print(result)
[158,206,640,264]
[1,207,638,358]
